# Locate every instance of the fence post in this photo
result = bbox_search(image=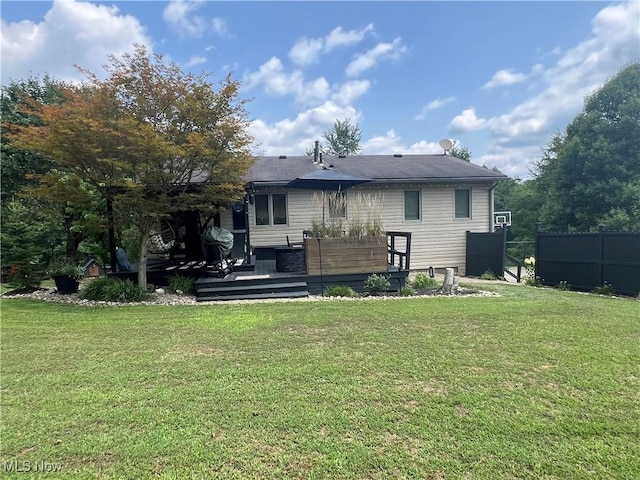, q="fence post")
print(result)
[534,222,541,280]
[598,224,606,288]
